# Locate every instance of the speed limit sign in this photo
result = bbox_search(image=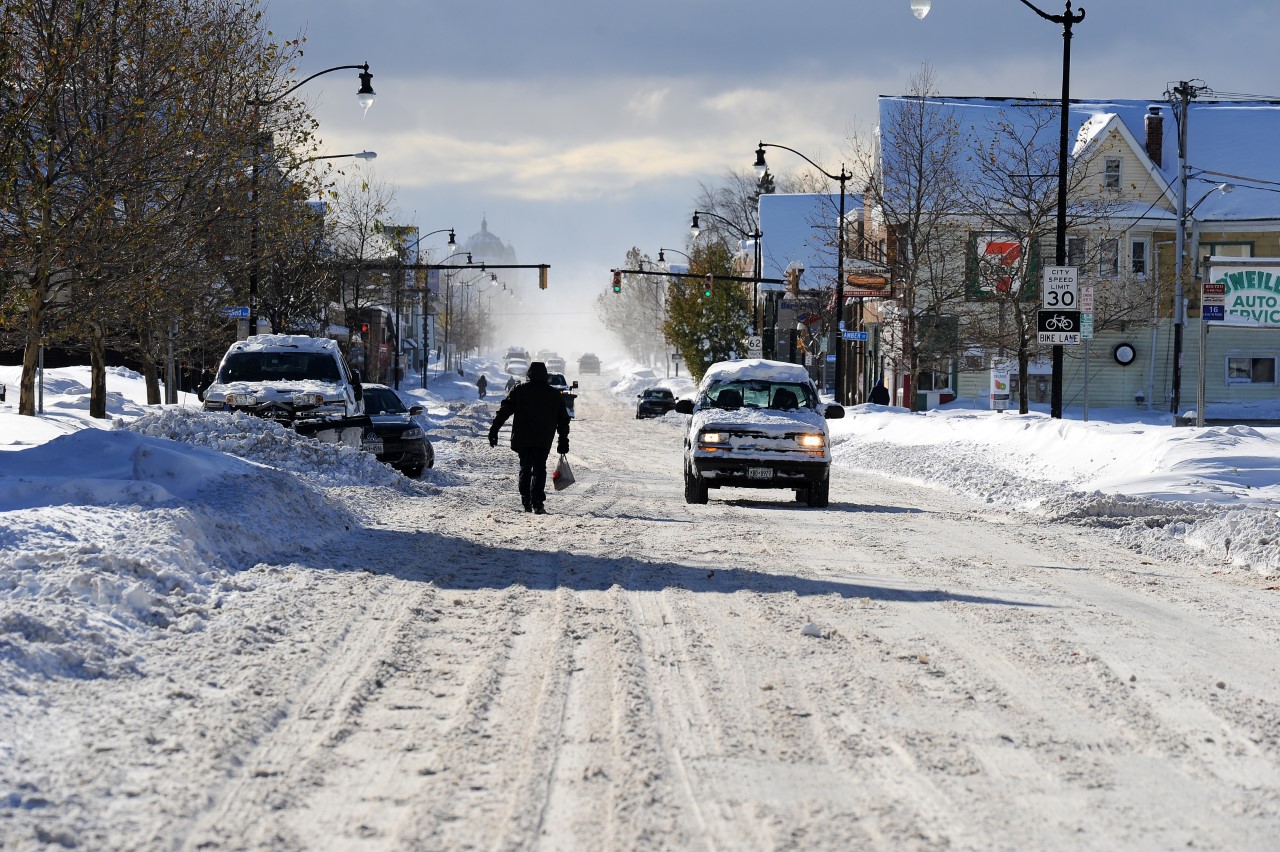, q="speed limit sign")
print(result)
[1042,266,1078,310]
